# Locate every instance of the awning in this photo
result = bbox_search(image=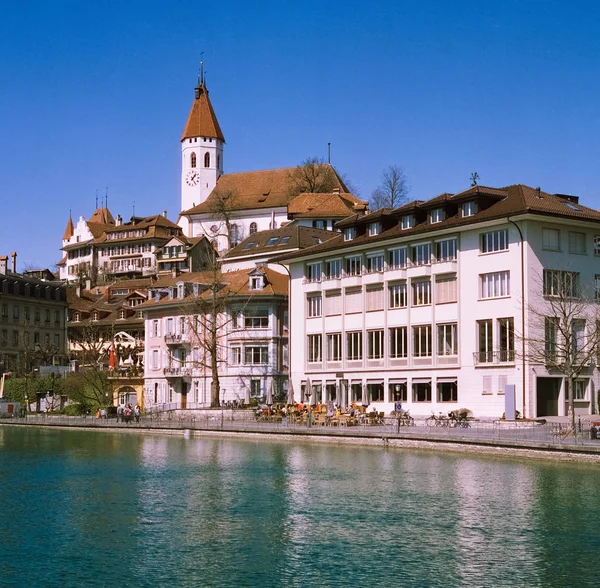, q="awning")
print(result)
[412,378,432,383]
[367,380,384,385]
[388,378,407,384]
[436,377,458,383]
